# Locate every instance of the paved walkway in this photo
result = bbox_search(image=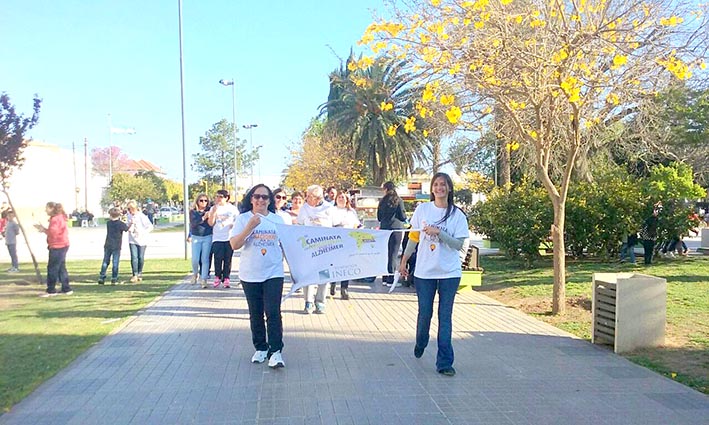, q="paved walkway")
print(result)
[1,274,707,424]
